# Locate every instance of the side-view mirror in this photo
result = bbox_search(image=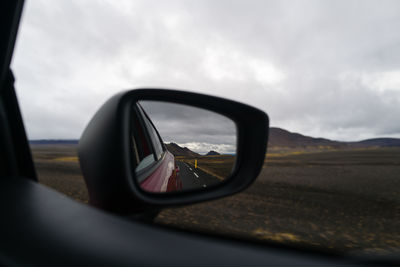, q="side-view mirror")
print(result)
[134,100,237,193]
[78,89,269,215]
